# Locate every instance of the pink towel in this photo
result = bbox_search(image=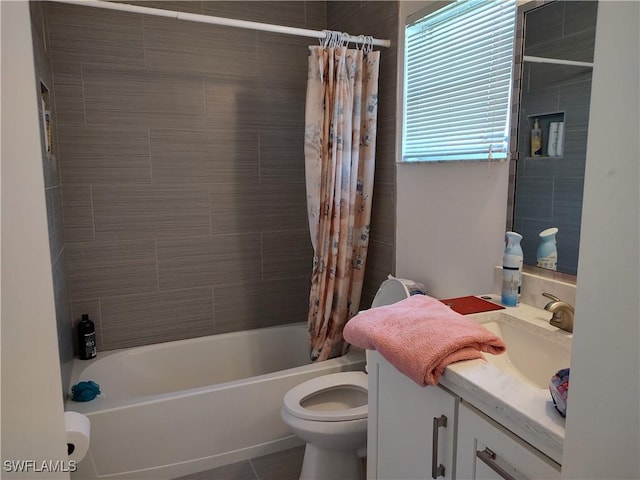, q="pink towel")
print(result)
[343,295,506,386]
